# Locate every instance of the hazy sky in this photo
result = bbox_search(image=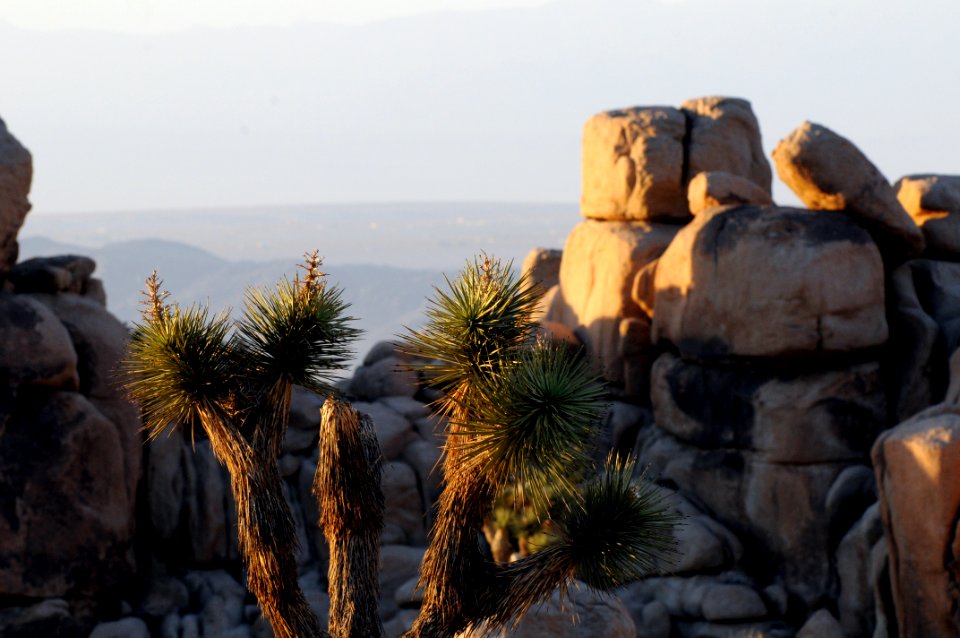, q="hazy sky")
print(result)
[1,0,553,31]
[2,0,958,214]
